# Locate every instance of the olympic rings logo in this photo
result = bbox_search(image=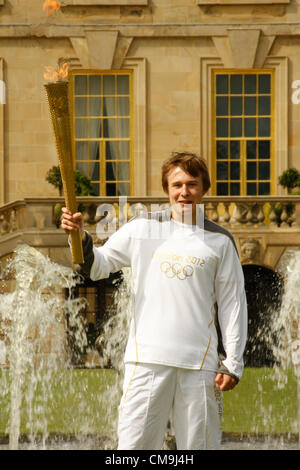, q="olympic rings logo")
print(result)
[160,261,194,280]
